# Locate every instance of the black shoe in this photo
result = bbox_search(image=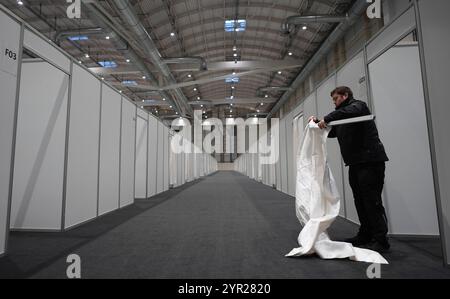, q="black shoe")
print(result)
[344,234,372,246]
[363,239,391,253]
